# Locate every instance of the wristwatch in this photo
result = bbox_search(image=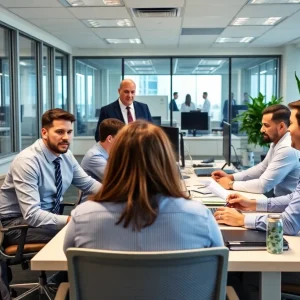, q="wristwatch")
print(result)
[228,181,234,190]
